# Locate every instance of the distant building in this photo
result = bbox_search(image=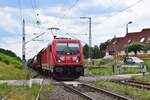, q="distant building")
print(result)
[106,28,150,58]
